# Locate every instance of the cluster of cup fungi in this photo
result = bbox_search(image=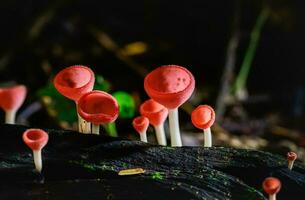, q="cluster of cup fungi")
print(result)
[0,65,300,199]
